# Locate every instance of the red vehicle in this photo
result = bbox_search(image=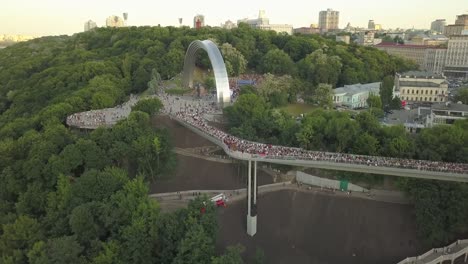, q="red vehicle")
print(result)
[210,193,227,207]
